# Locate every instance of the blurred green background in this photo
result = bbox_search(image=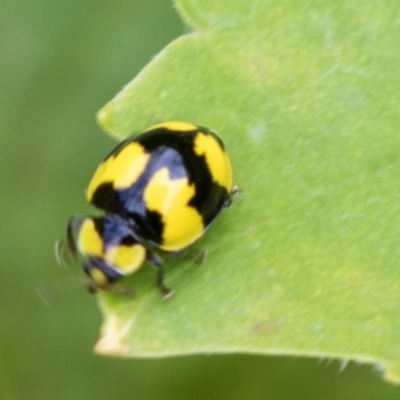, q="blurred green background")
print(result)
[1,0,400,399]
